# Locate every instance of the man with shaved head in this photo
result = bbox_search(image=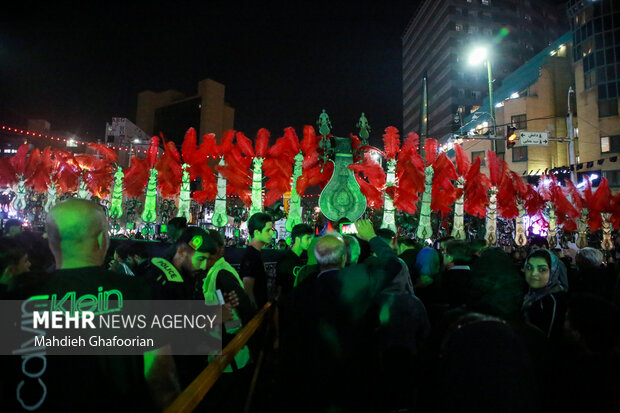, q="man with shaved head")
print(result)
[6,199,156,412]
[46,198,111,269]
